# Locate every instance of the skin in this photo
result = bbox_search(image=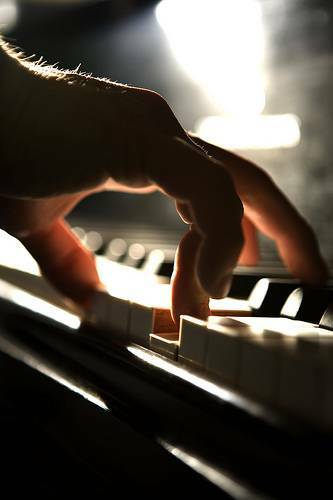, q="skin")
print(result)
[0,41,329,325]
